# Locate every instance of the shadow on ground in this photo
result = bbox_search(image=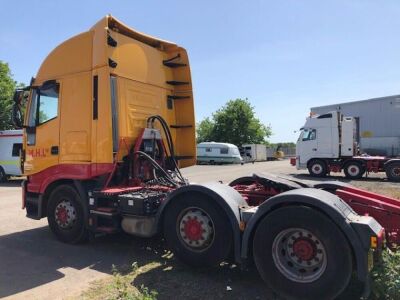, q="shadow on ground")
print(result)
[0,179,24,187]
[0,225,273,299]
[132,251,275,300]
